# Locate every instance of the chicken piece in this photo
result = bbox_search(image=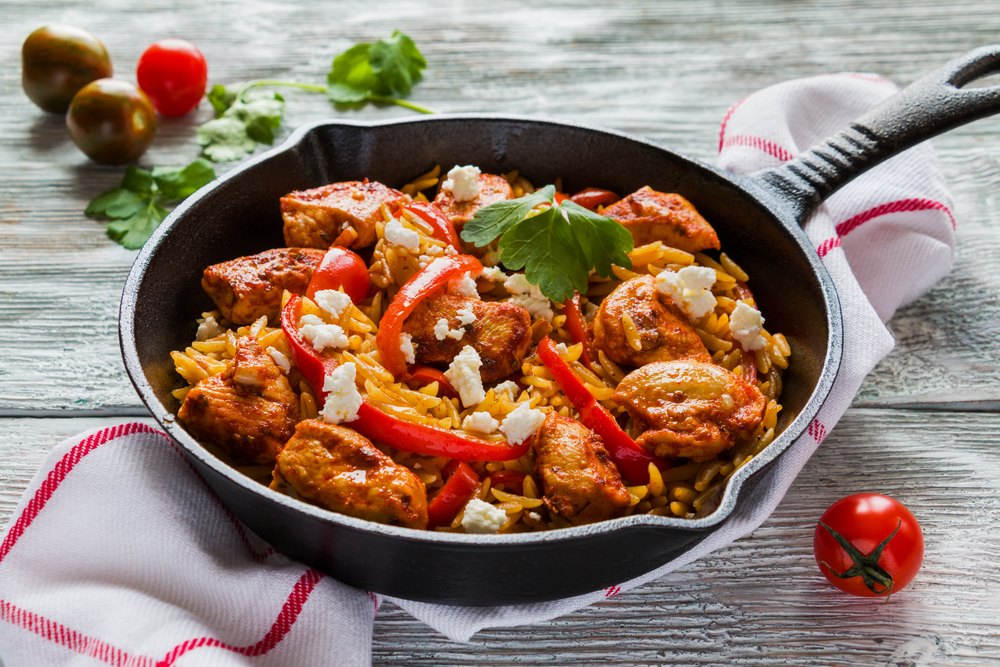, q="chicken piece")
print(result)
[401,292,532,383]
[593,275,712,368]
[433,172,513,230]
[178,337,300,466]
[281,179,408,250]
[201,247,325,325]
[600,186,720,253]
[532,412,630,525]
[613,360,766,462]
[273,419,428,530]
